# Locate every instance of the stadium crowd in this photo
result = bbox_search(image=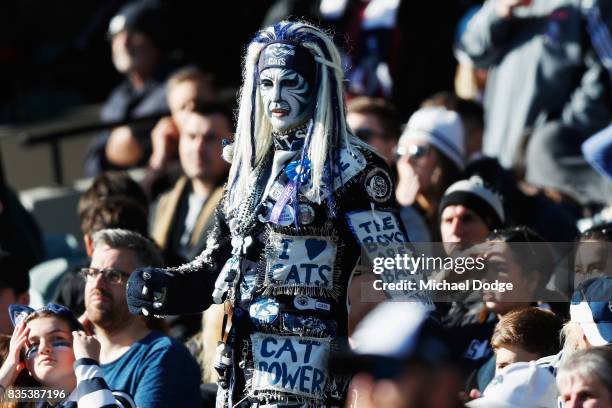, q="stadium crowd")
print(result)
[0,0,612,407]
